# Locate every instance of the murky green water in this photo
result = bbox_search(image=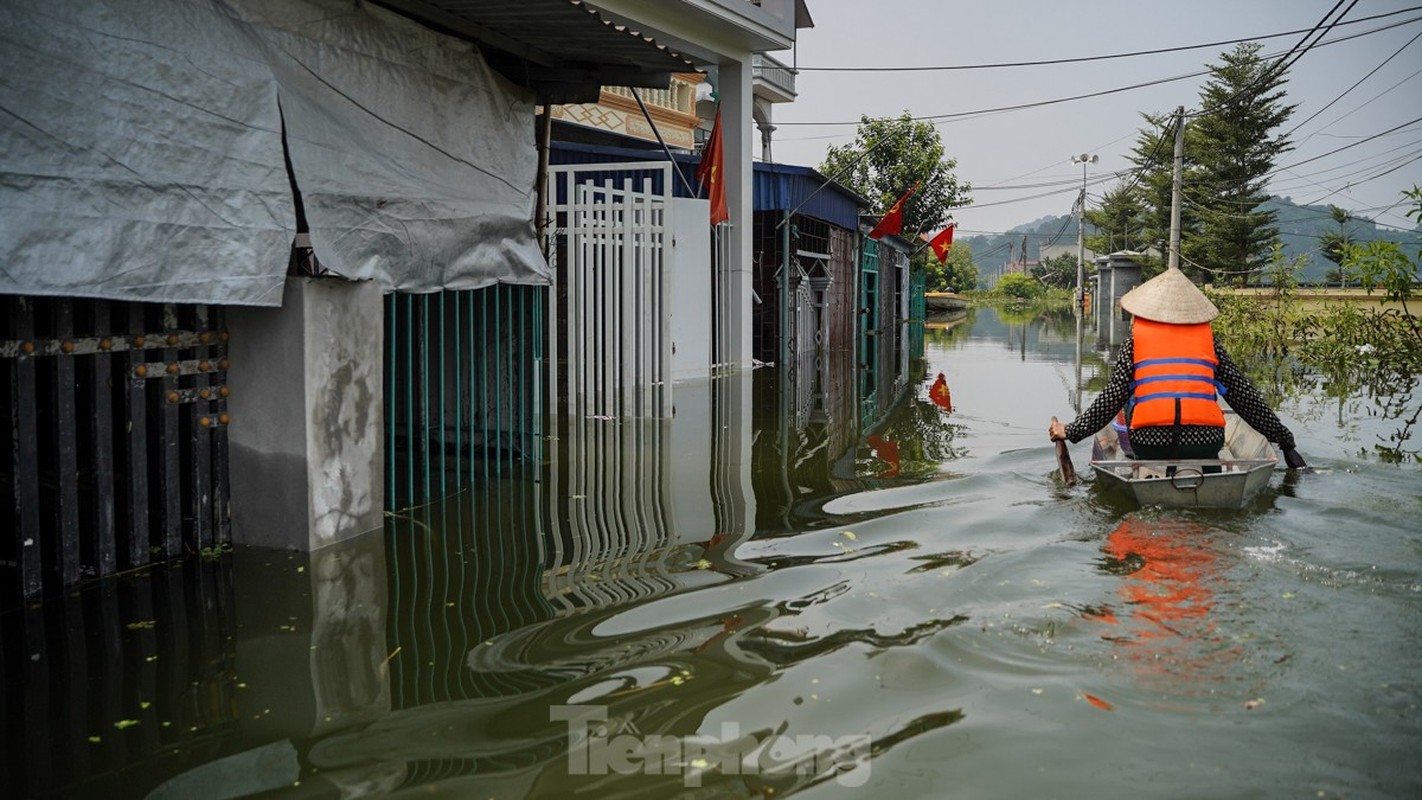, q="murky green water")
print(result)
[5,306,1420,799]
